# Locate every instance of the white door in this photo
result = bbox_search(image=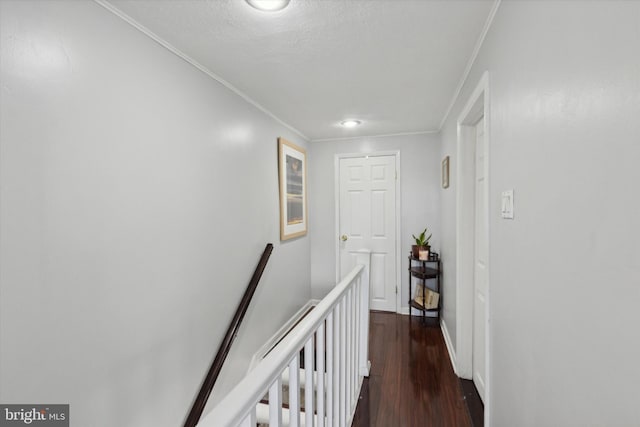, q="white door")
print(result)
[338,155,397,312]
[473,117,488,402]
